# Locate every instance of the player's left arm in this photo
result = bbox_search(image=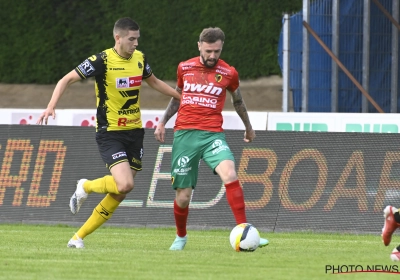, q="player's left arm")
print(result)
[144,74,181,100]
[229,87,256,143]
